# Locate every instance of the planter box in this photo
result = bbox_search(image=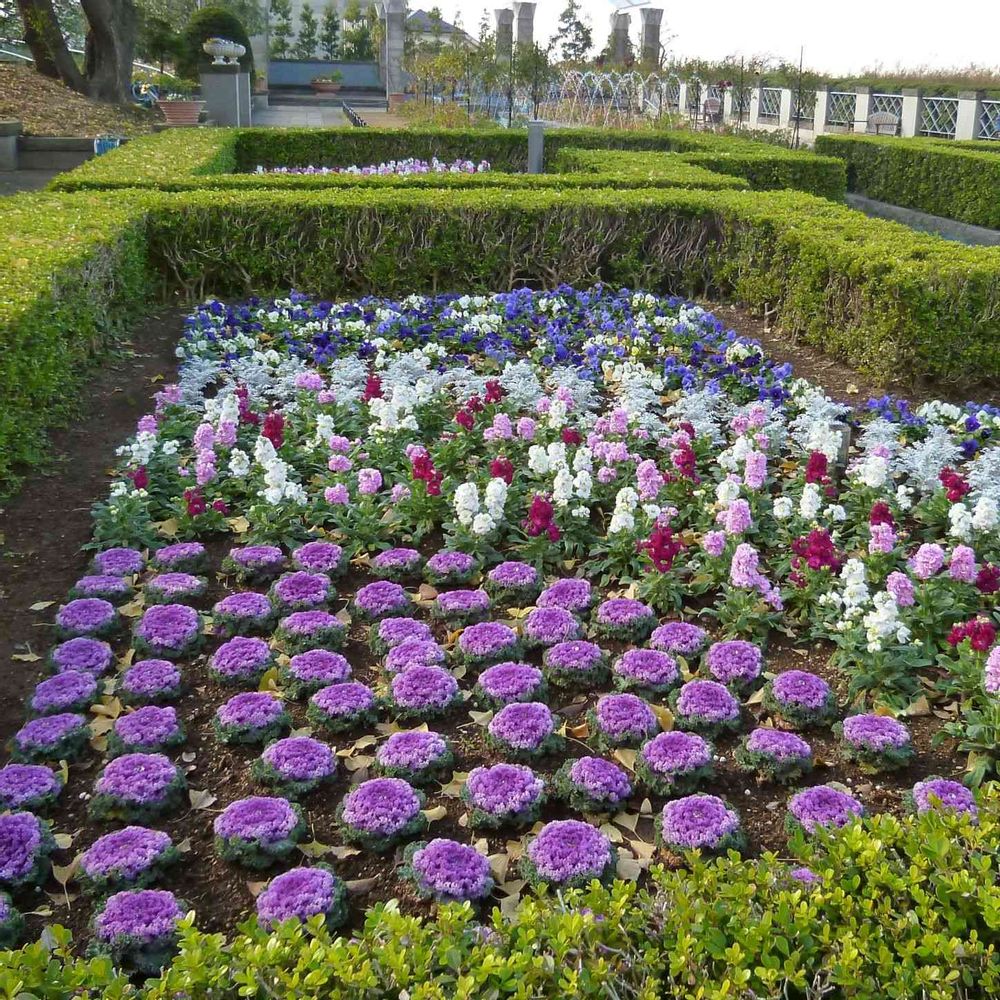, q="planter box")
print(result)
[157,100,206,127]
[311,82,342,94]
